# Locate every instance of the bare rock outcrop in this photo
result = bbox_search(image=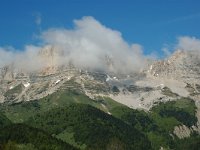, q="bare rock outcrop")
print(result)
[173,125,191,139]
[147,50,200,85]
